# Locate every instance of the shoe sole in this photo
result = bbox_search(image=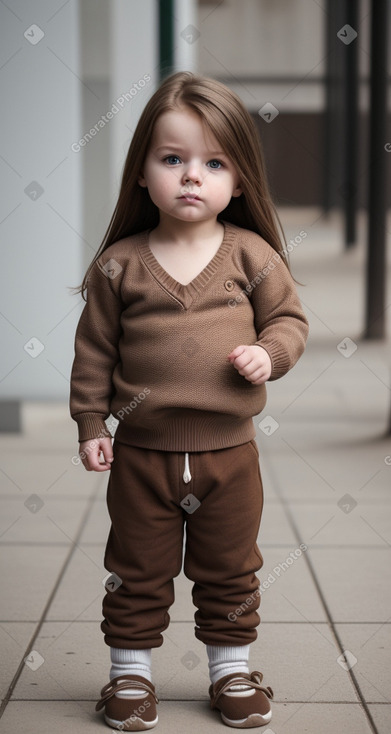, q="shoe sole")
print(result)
[221,710,272,728]
[104,713,158,731]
